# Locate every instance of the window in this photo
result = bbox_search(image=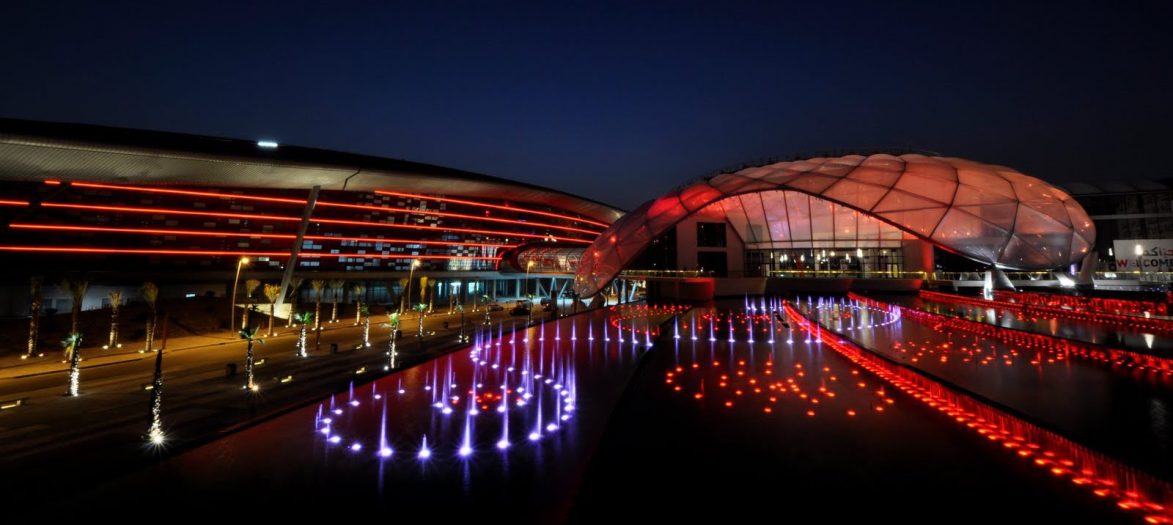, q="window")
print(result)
[696,222,726,248]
